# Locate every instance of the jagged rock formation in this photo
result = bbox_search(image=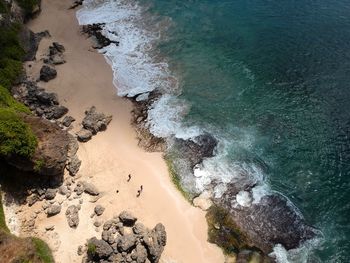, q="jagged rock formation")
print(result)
[83,211,167,263]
